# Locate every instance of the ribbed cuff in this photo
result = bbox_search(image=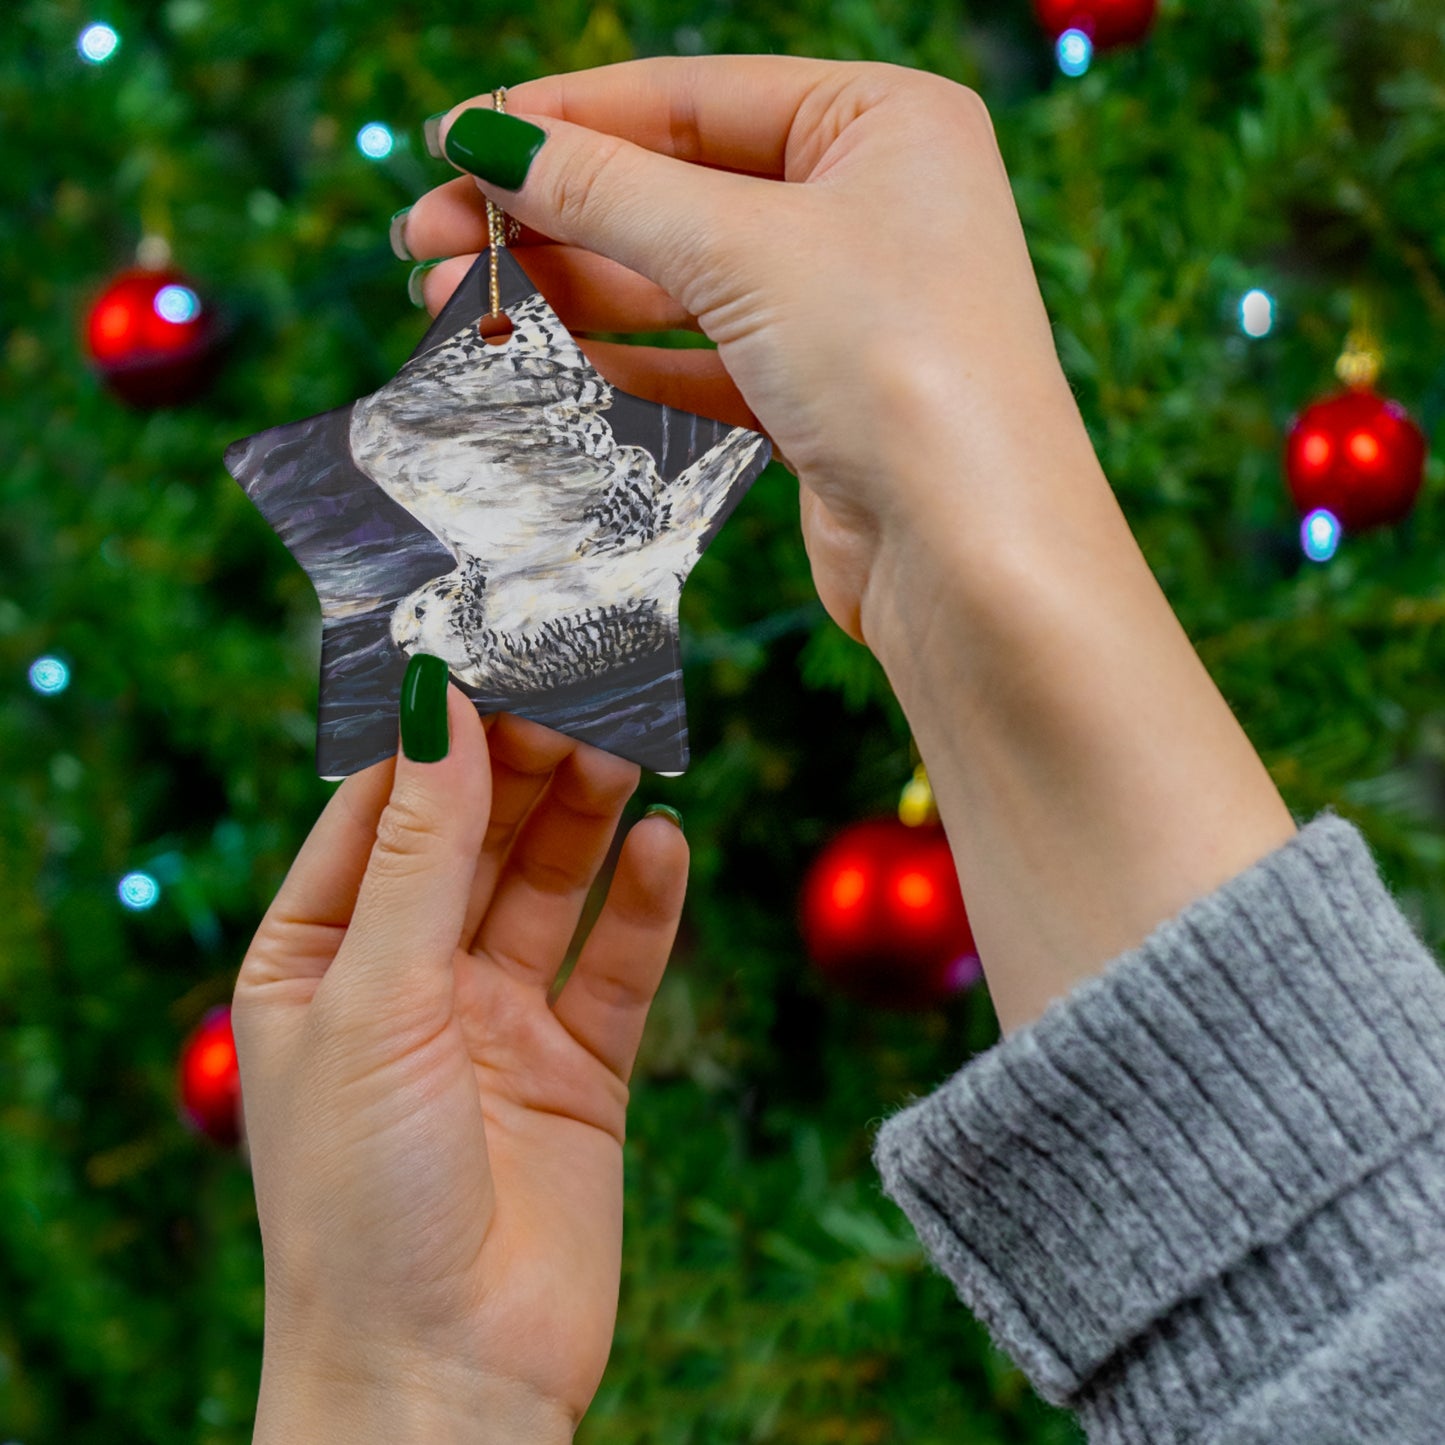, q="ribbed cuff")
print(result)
[871,810,1445,1416]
